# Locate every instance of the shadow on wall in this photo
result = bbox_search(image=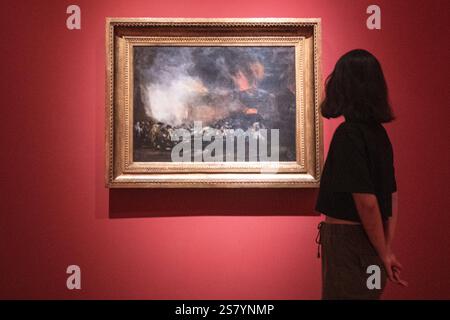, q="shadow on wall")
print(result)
[109,188,319,218]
